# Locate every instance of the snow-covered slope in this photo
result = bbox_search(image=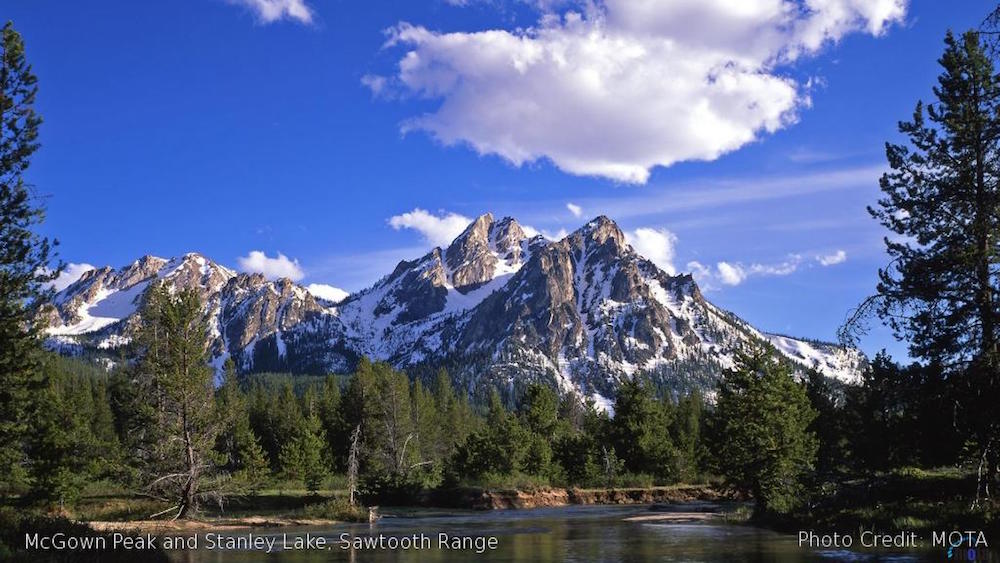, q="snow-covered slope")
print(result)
[44,214,866,398]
